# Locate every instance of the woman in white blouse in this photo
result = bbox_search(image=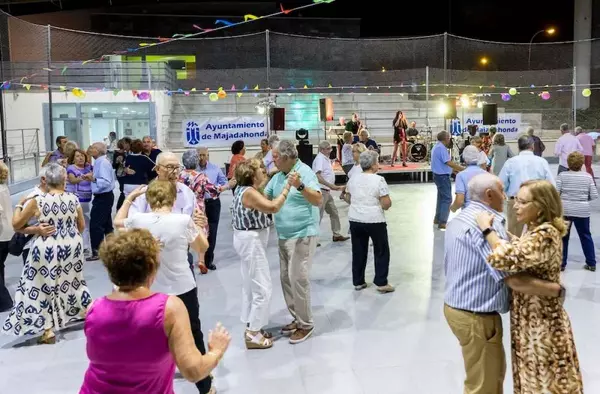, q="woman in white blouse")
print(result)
[346,142,367,180]
[557,151,598,272]
[0,161,13,312]
[342,150,394,293]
